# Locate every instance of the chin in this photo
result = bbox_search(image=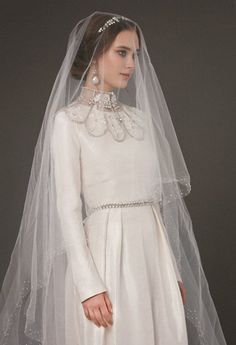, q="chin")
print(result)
[118,85,128,89]
[115,81,129,89]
